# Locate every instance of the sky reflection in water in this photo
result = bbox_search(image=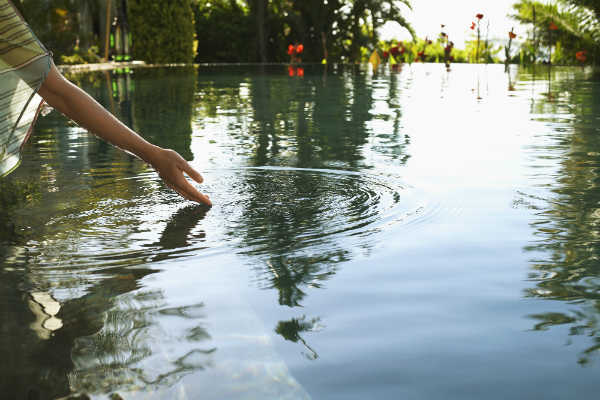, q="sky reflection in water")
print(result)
[1,64,600,399]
